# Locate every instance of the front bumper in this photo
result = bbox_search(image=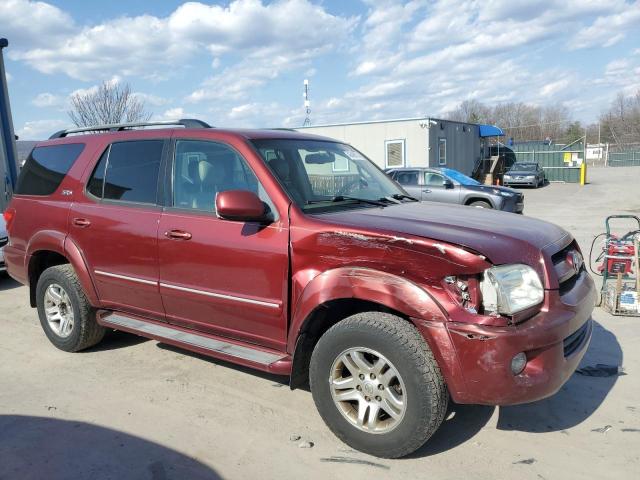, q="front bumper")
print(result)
[417,269,596,406]
[504,177,537,187]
